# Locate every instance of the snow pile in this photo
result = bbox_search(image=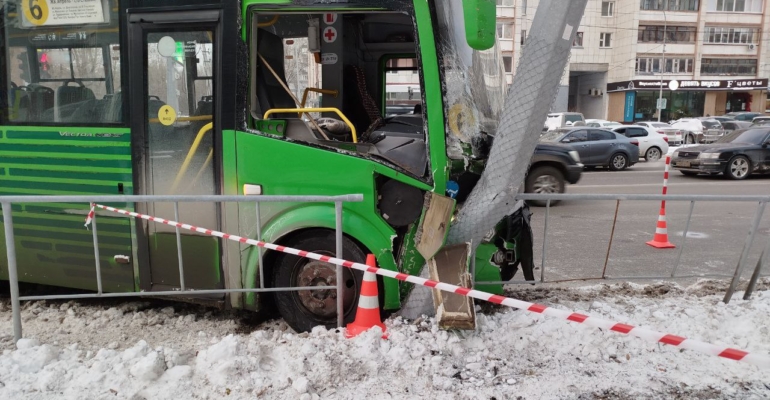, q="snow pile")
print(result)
[0,281,769,399]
